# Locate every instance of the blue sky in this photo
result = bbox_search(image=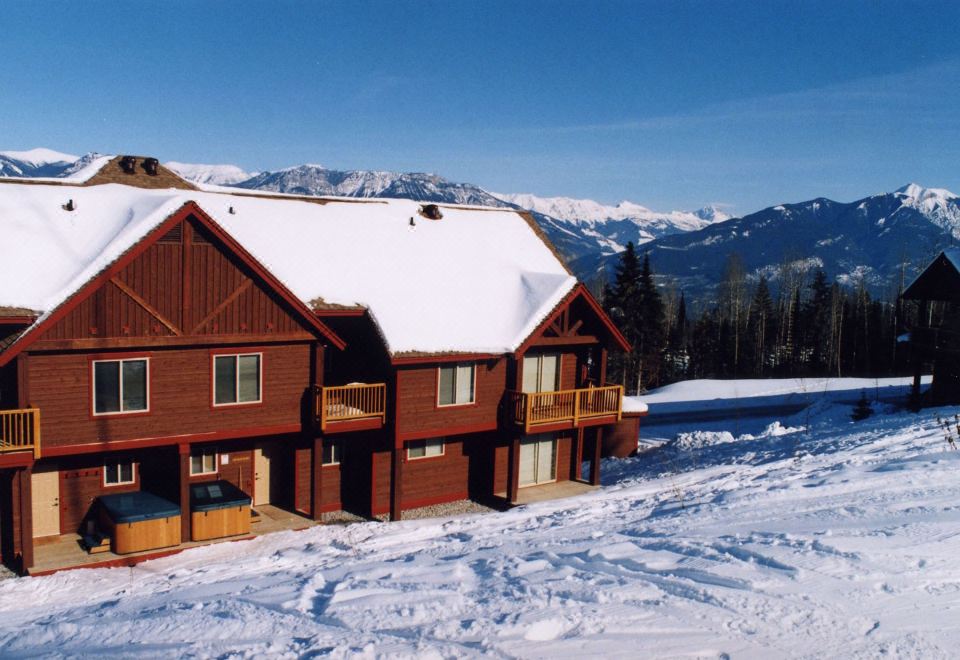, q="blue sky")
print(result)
[2,0,959,214]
